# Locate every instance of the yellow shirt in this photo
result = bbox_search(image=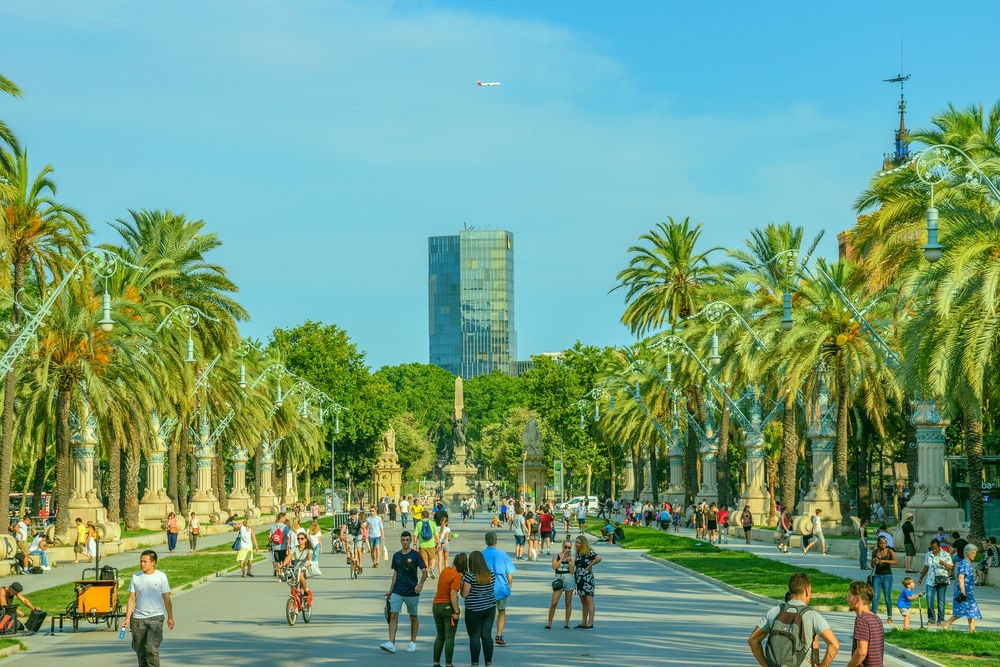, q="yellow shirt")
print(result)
[412,504,423,520]
[76,524,87,544]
